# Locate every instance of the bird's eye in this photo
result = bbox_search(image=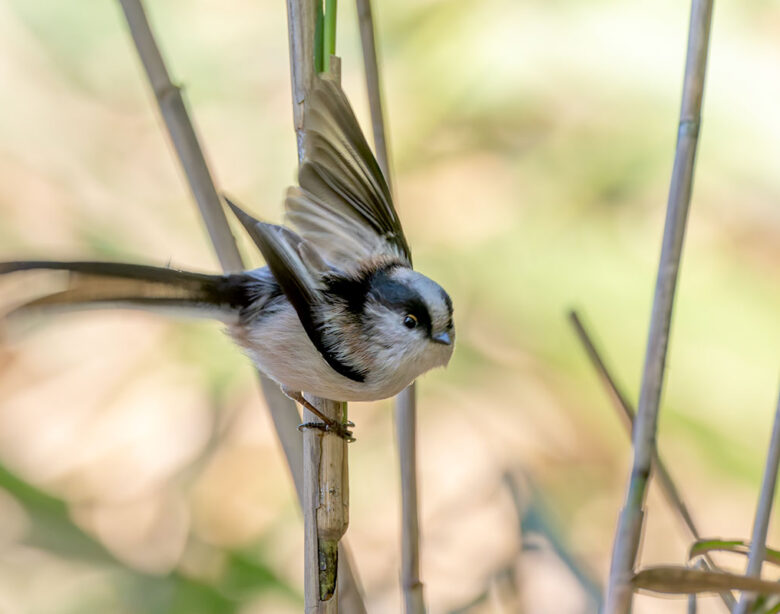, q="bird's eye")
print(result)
[403,314,418,329]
